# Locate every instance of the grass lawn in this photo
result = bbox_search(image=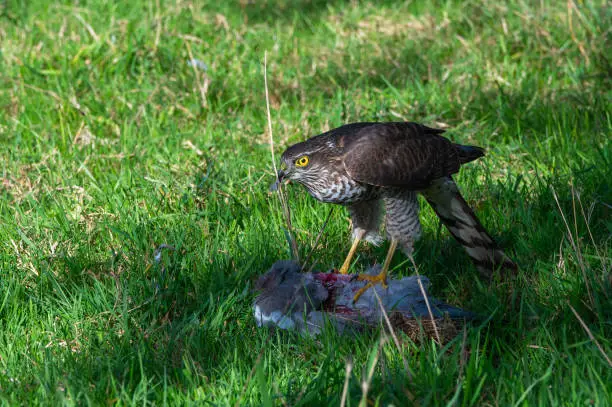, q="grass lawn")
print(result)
[1,0,610,405]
